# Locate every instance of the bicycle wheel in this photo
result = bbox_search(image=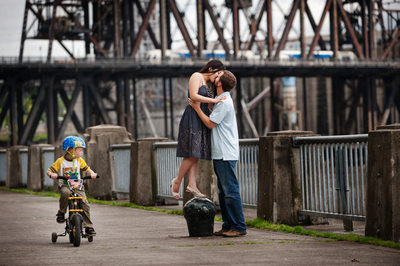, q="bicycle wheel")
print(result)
[71,215,81,247]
